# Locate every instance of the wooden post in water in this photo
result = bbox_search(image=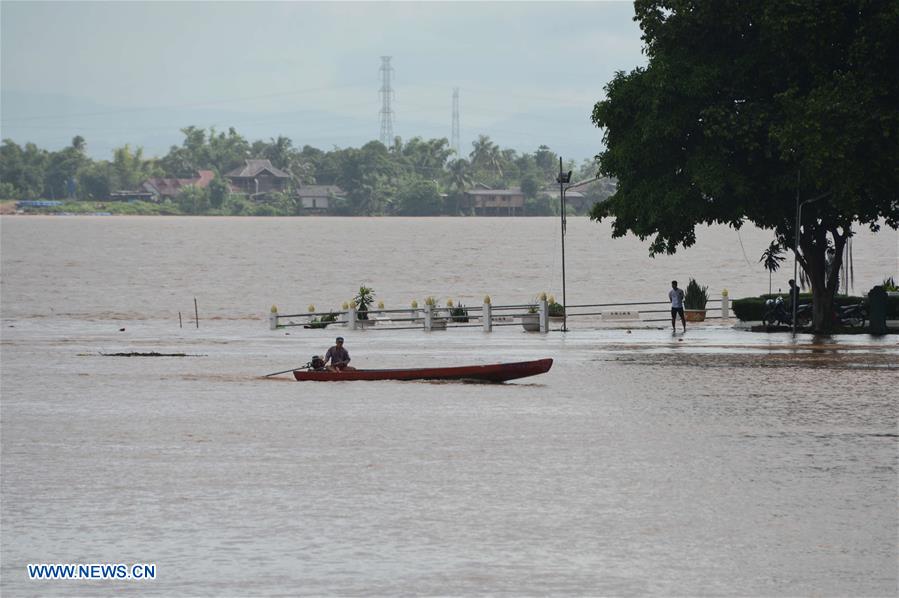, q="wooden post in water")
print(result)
[194,298,199,329]
[179,312,182,329]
